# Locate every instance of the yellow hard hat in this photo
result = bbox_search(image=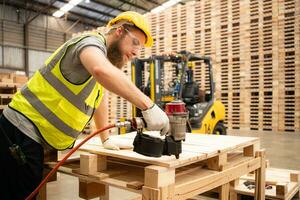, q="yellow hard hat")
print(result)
[107,11,153,47]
